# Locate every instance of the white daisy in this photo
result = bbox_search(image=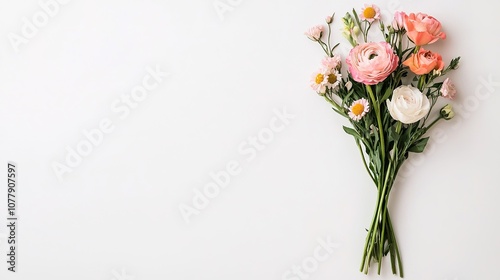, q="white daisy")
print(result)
[323,69,342,91]
[310,69,328,94]
[348,98,370,121]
